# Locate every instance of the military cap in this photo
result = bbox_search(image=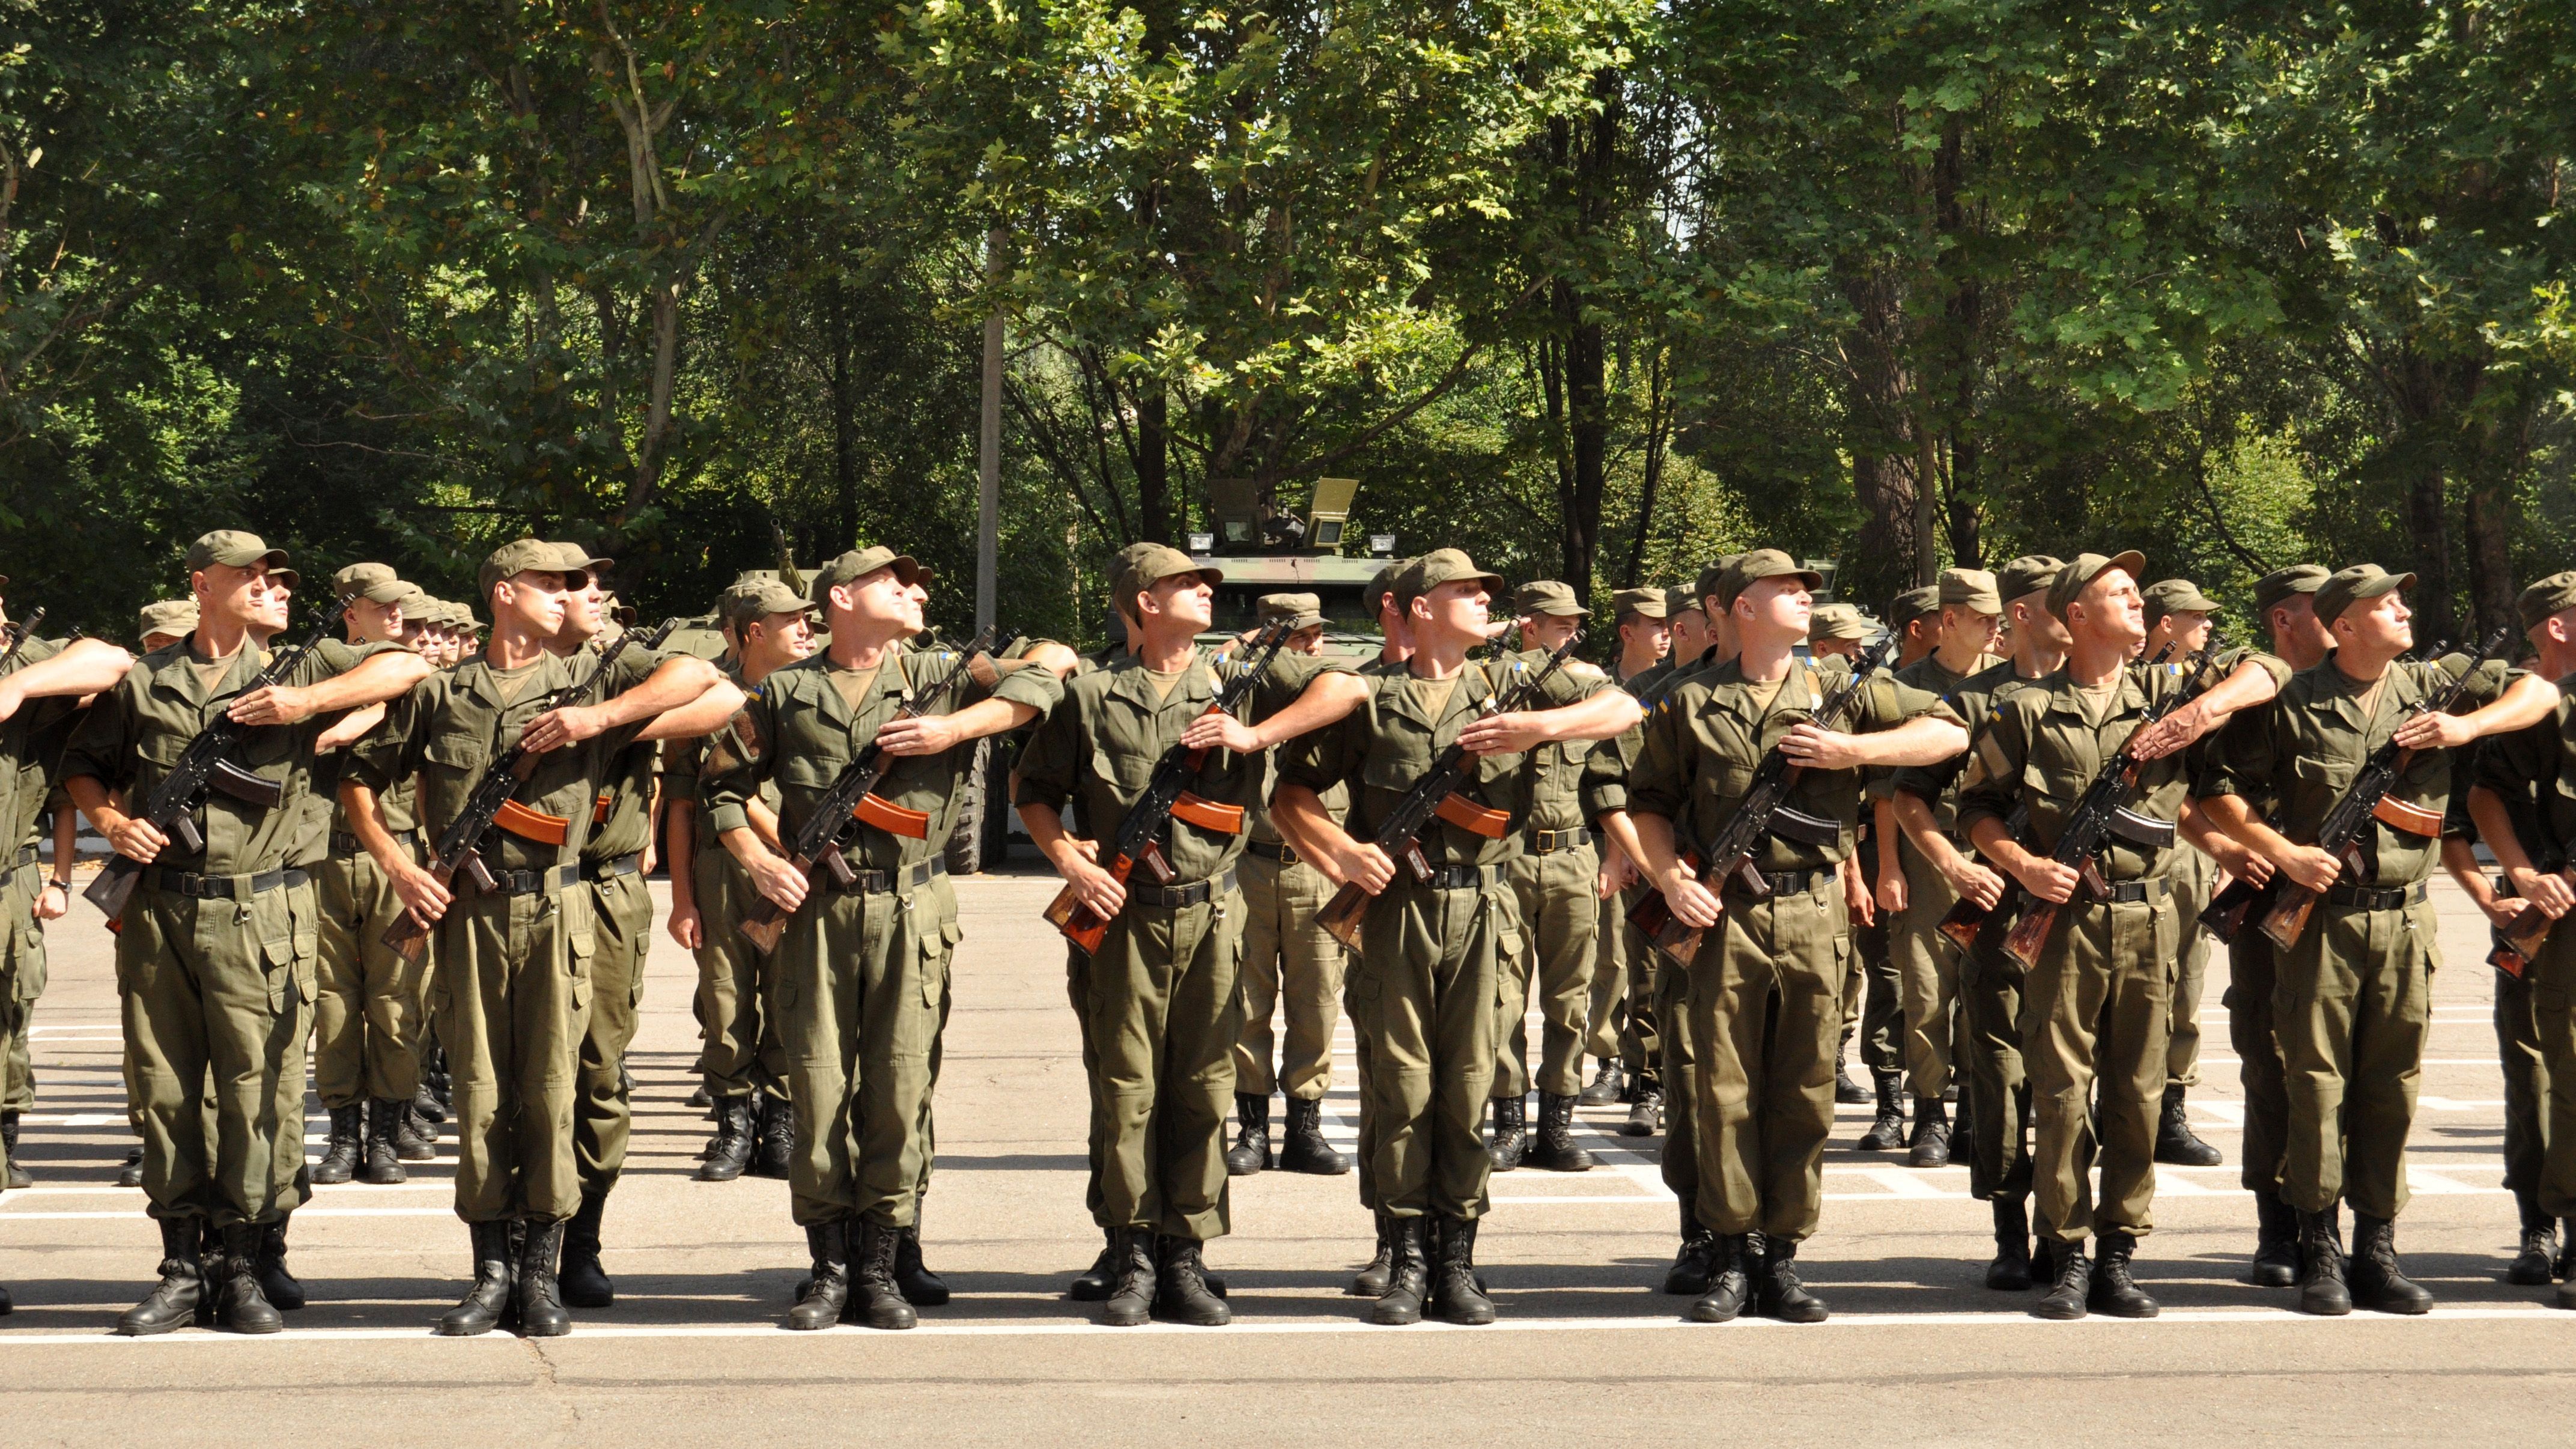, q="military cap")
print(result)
[1663,585,1702,619]
[2046,550,2147,622]
[810,545,929,605]
[387,584,431,621]
[1363,559,1412,620]
[1937,567,2003,614]
[184,529,289,576]
[138,599,198,642]
[332,562,409,605]
[1396,548,1505,609]
[2517,571,2576,632]
[1717,549,1824,610]
[1512,580,1586,618]
[267,567,301,592]
[1888,585,1942,633]
[2313,564,2414,629]
[724,576,817,626]
[1612,586,1669,621]
[550,541,613,578]
[1694,553,1748,611]
[1995,554,2065,605]
[479,538,580,599]
[1256,592,1326,631]
[1106,542,1221,618]
[2252,564,2330,616]
[2141,577,2220,627]
[1808,603,1873,643]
